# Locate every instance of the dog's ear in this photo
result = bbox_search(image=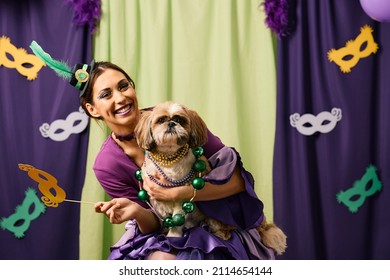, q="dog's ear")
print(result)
[135,110,156,150]
[186,108,208,148]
